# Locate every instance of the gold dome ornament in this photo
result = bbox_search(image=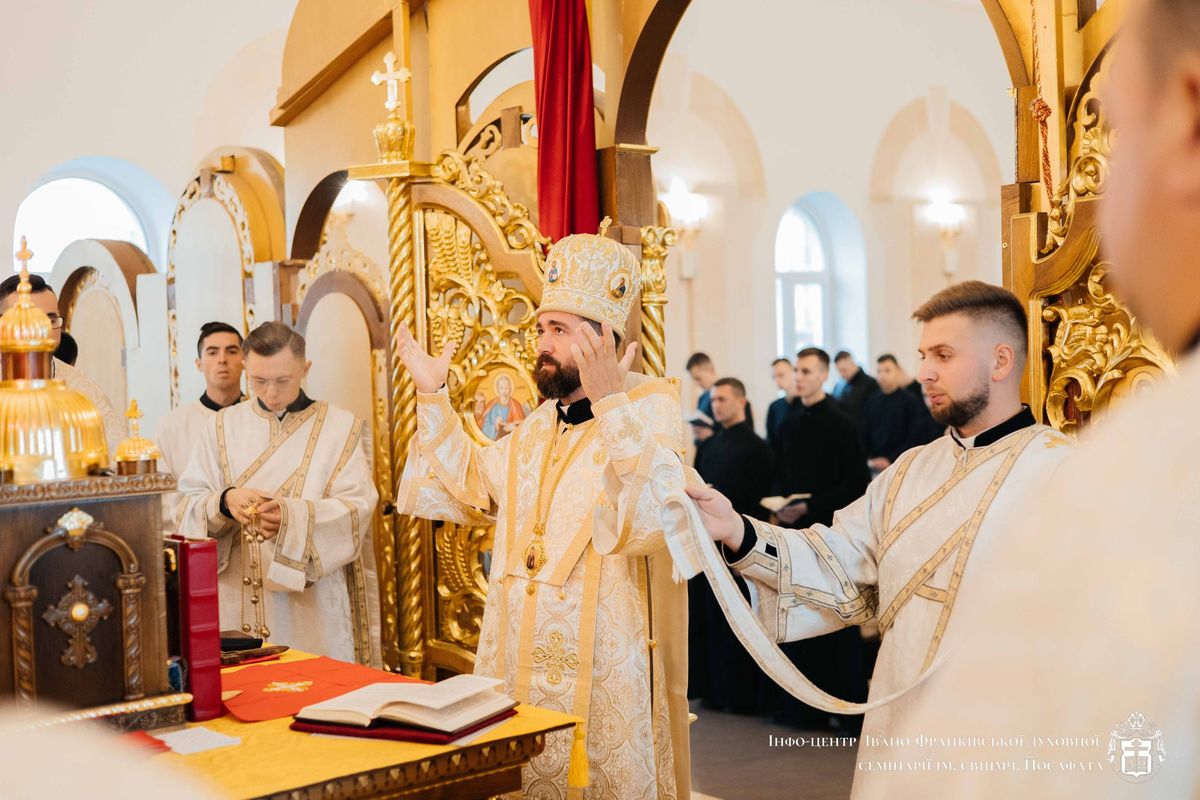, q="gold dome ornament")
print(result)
[114,399,161,475]
[0,237,108,483]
